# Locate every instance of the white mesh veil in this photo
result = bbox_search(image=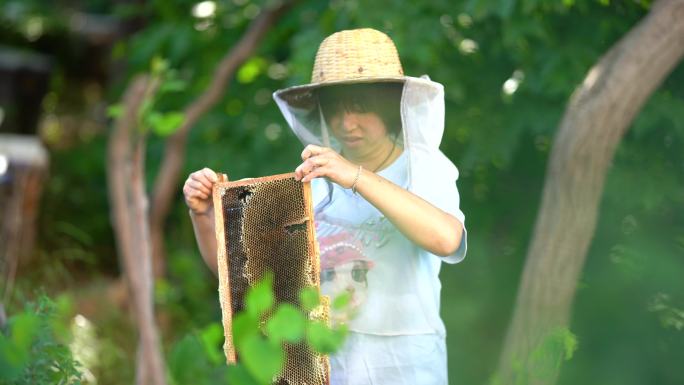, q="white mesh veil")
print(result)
[273,75,467,262]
